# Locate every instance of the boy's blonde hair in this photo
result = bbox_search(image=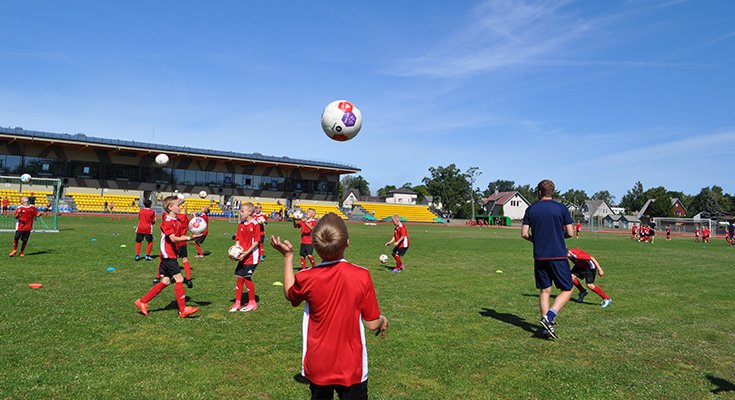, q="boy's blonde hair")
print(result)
[241,202,255,213]
[162,196,178,212]
[202,206,210,214]
[312,213,348,260]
